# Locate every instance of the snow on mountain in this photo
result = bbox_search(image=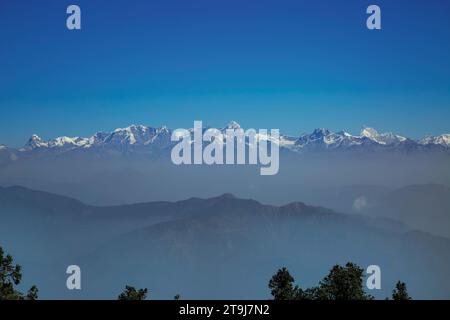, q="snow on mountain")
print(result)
[285,127,413,151]
[98,124,173,148]
[17,125,173,152]
[360,127,407,145]
[289,128,363,150]
[48,136,90,149]
[21,134,90,151]
[22,134,49,150]
[1,123,448,156]
[146,126,172,147]
[86,132,110,148]
[103,125,156,146]
[223,120,241,130]
[419,134,450,147]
